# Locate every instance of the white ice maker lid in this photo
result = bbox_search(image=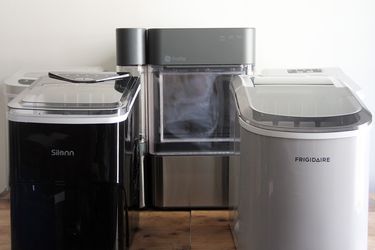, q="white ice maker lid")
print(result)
[248,85,361,118]
[232,75,372,133]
